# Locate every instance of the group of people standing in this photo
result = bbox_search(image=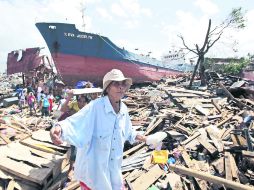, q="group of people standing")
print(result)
[17,83,54,117]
